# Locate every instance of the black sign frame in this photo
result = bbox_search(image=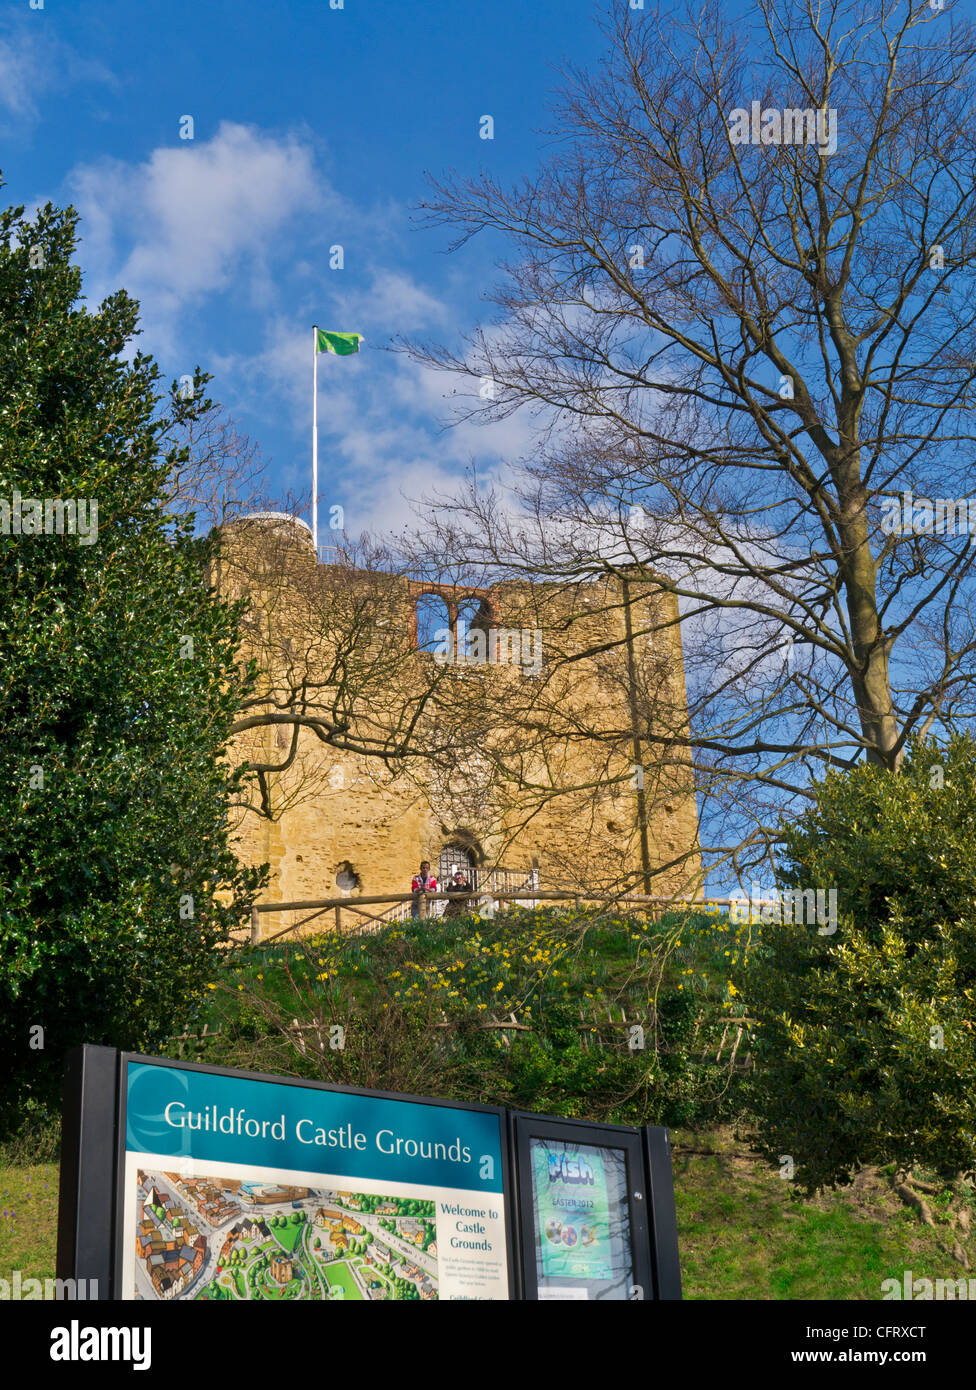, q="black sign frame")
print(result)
[58,1044,682,1301]
[56,1044,119,1300]
[644,1124,682,1299]
[58,1044,518,1301]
